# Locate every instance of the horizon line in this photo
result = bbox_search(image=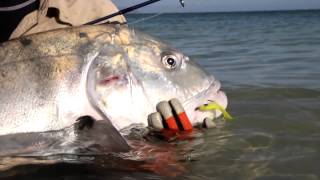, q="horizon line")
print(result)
[126,8,320,14]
